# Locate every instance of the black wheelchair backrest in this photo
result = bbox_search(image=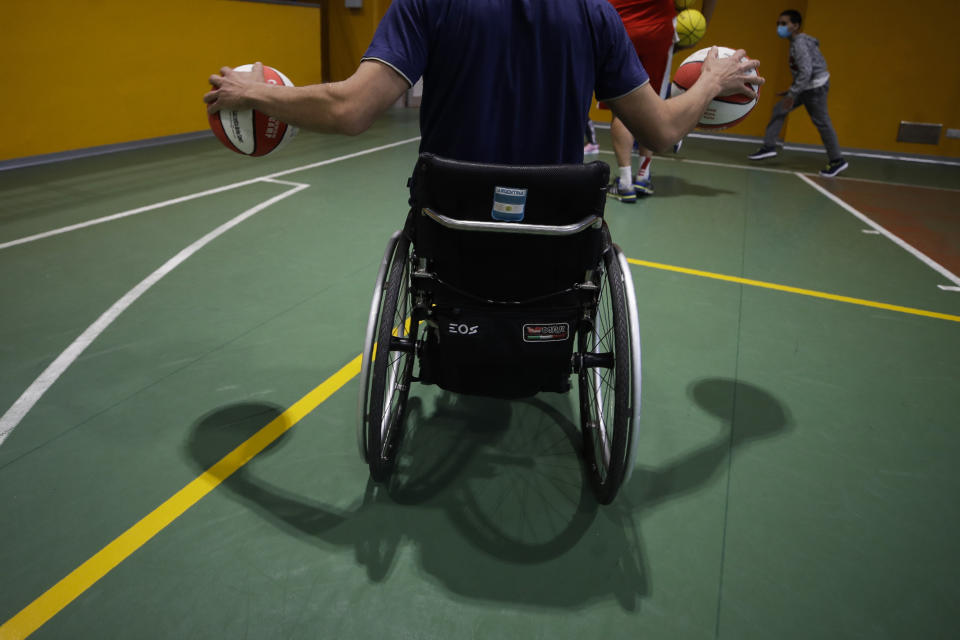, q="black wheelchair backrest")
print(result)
[405,154,612,304]
[408,153,609,226]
